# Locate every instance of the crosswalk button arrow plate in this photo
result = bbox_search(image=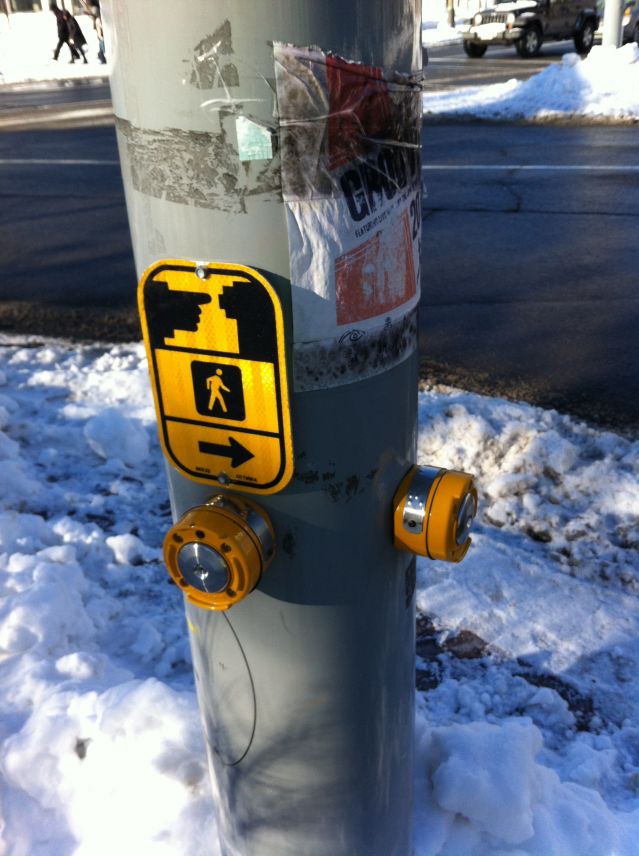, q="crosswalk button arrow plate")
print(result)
[138,260,293,495]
